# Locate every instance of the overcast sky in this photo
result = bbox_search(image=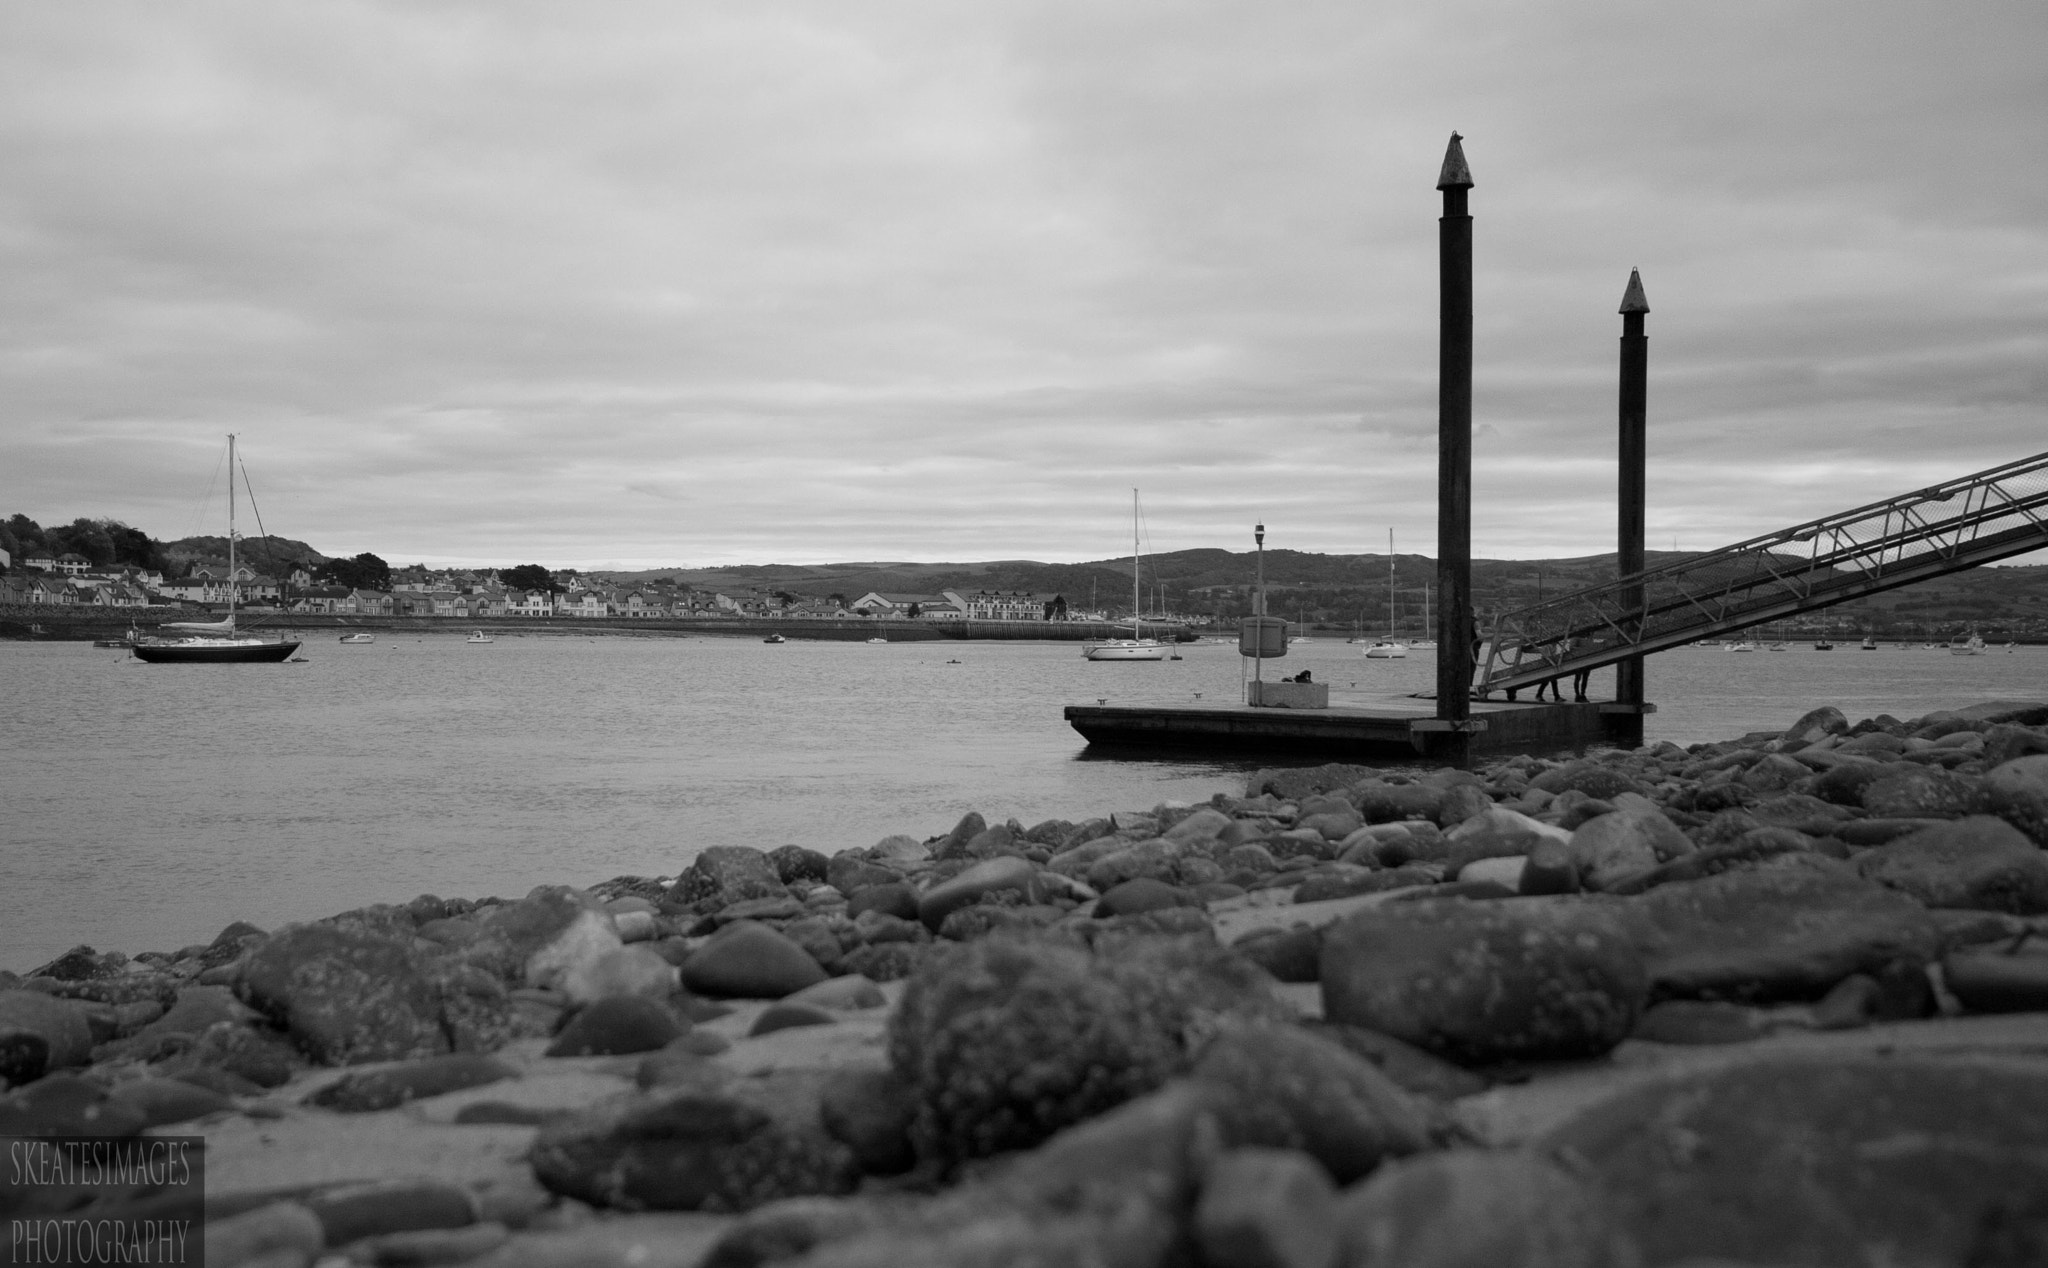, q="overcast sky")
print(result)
[2,1,2042,569]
